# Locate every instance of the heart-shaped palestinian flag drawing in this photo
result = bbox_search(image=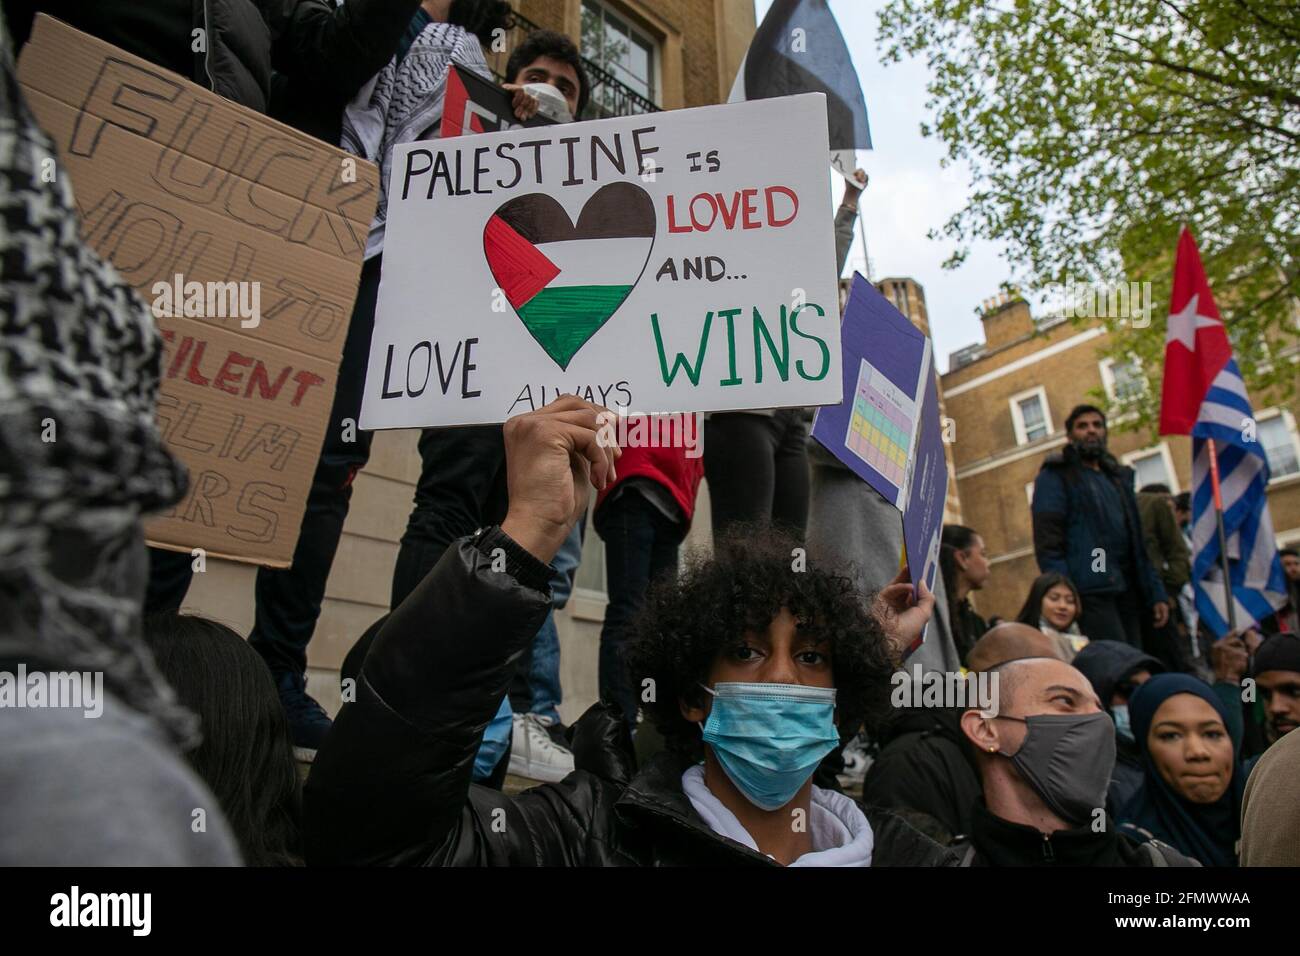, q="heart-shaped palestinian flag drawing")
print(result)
[483,181,655,370]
